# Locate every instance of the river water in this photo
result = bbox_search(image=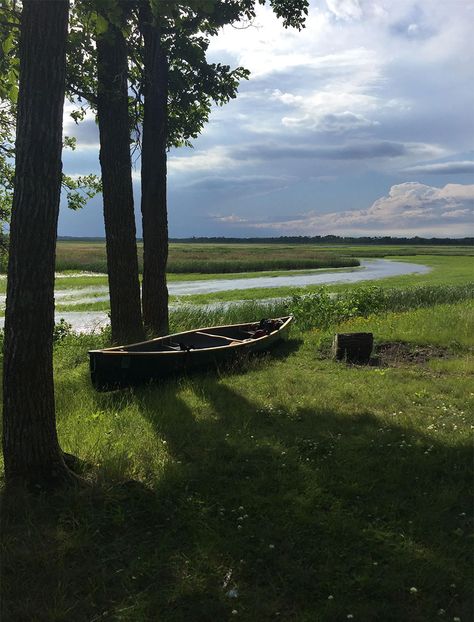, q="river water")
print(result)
[0,259,430,332]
